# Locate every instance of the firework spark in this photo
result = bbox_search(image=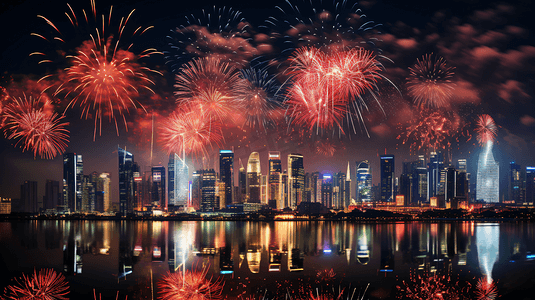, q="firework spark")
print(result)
[474,277,498,300]
[157,265,224,300]
[397,109,469,153]
[475,114,497,145]
[396,272,471,300]
[32,0,161,139]
[2,95,69,159]
[285,47,383,134]
[2,268,69,300]
[407,54,455,109]
[175,56,243,123]
[159,108,223,157]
